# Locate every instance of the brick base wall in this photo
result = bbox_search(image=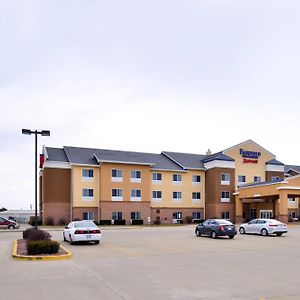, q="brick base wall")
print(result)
[100,201,151,225]
[151,208,204,224]
[42,202,70,225]
[72,207,99,221]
